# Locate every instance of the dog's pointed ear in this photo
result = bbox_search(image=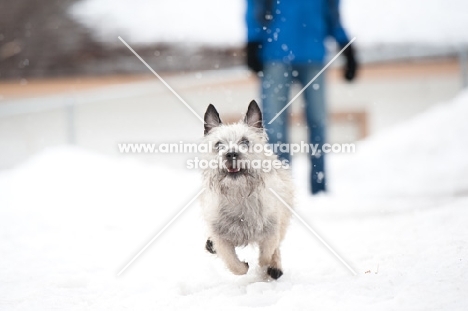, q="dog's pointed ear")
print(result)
[244,100,263,129]
[204,104,222,135]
